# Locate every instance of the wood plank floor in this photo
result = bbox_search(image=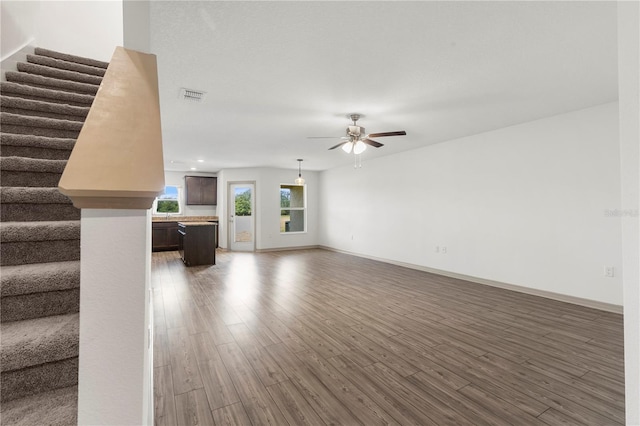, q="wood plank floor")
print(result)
[152,249,625,425]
